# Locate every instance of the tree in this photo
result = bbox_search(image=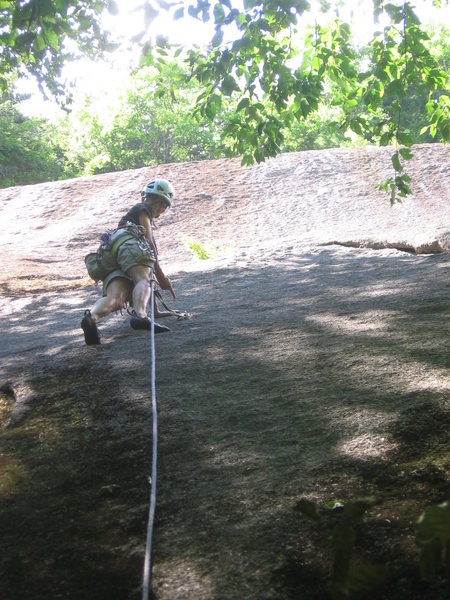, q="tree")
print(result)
[1,0,447,198]
[65,61,221,175]
[0,90,70,187]
[156,0,448,202]
[0,0,118,97]
[325,21,450,148]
